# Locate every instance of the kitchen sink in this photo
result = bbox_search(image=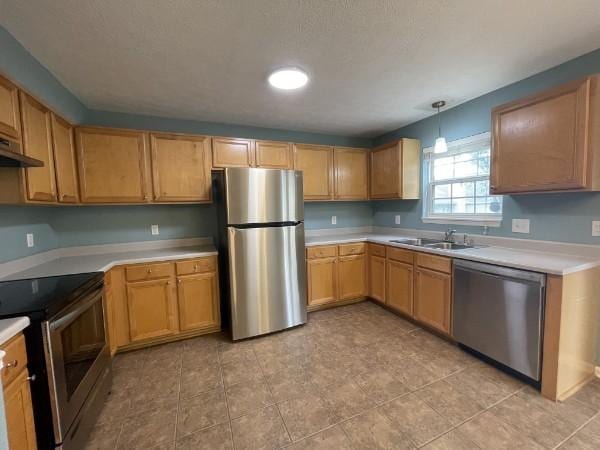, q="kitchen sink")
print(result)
[389,238,481,251]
